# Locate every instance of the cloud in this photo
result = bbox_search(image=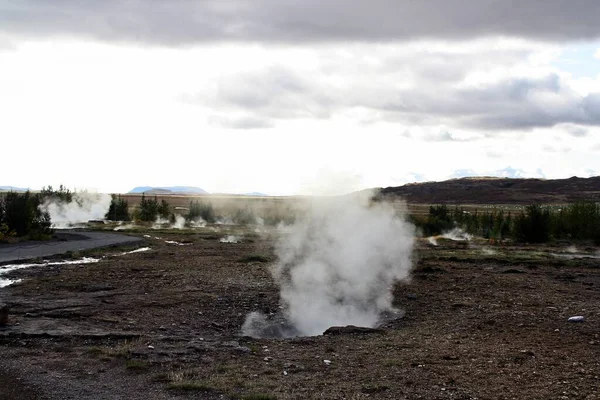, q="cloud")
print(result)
[560,123,589,137]
[214,67,333,120]
[208,115,274,129]
[188,55,600,130]
[449,166,546,180]
[1,1,599,44]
